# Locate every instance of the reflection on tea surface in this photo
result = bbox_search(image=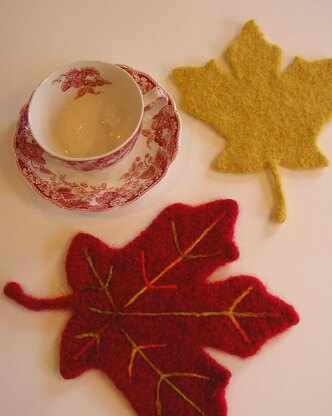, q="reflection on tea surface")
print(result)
[51,91,133,158]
